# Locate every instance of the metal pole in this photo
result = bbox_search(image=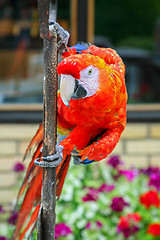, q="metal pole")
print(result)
[37,0,58,239]
[40,37,57,239]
